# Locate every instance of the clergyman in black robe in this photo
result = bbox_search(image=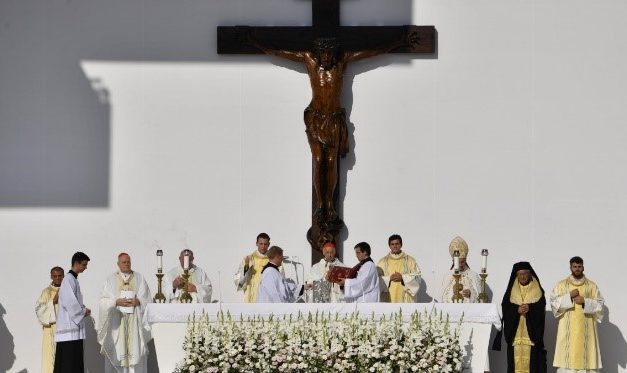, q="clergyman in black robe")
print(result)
[501,261,547,373]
